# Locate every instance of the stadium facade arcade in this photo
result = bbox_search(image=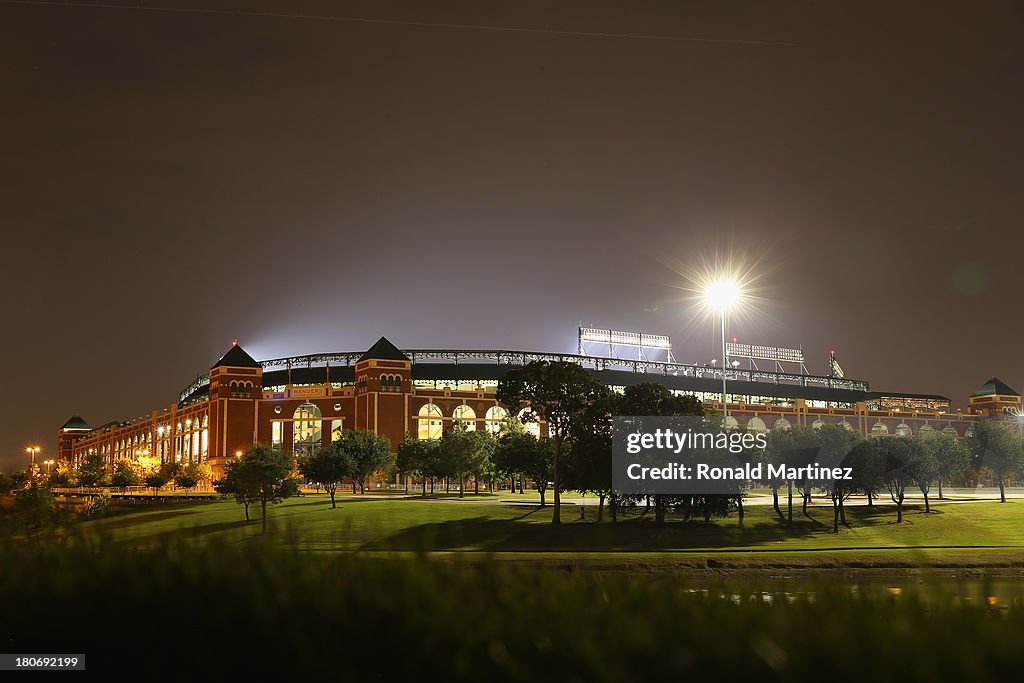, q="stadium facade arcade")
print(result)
[57,336,1022,479]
